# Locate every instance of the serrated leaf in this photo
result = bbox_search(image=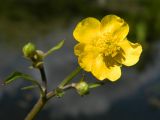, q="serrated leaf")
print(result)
[21,85,38,90]
[44,40,64,57]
